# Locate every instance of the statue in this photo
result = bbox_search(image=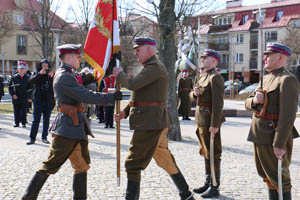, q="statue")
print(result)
[175,27,200,79]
